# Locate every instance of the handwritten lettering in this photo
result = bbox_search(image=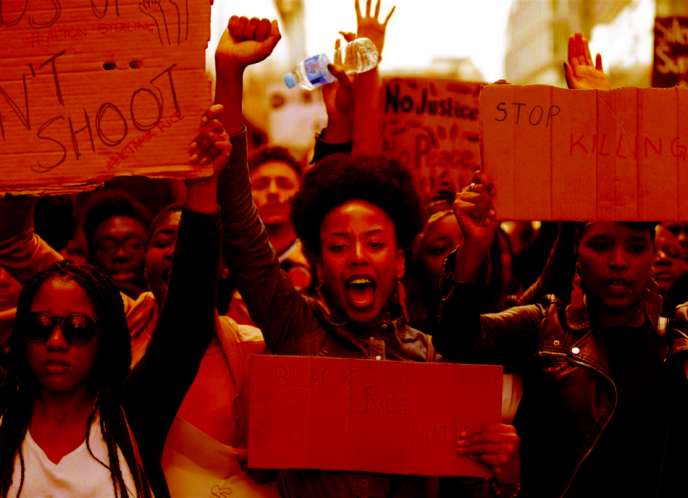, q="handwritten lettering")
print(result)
[493,102,561,127]
[273,365,356,390]
[568,134,684,160]
[349,395,411,416]
[411,424,467,447]
[385,83,479,121]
